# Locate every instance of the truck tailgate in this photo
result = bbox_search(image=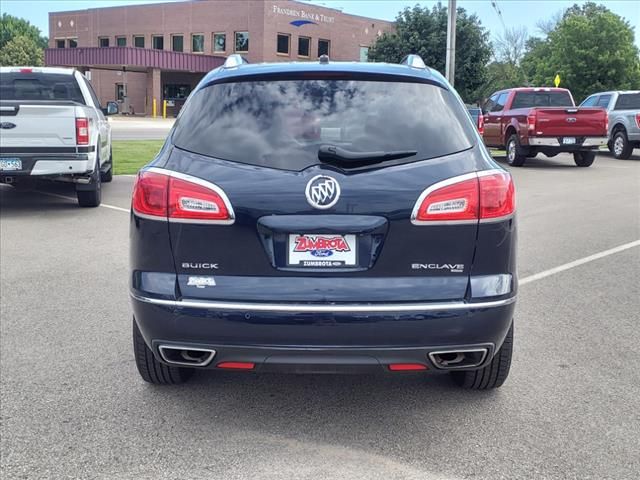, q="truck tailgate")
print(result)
[0,104,77,148]
[533,107,607,137]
